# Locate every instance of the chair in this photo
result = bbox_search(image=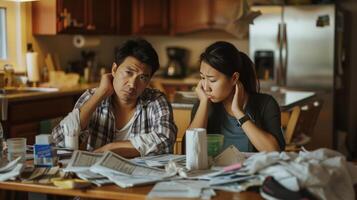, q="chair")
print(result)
[173,108,191,154]
[282,99,323,151]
